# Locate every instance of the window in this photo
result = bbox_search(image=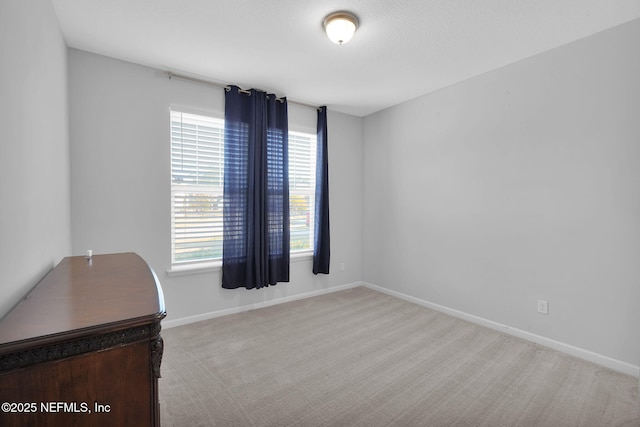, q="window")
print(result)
[170,111,225,264]
[289,131,317,252]
[170,110,316,265]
